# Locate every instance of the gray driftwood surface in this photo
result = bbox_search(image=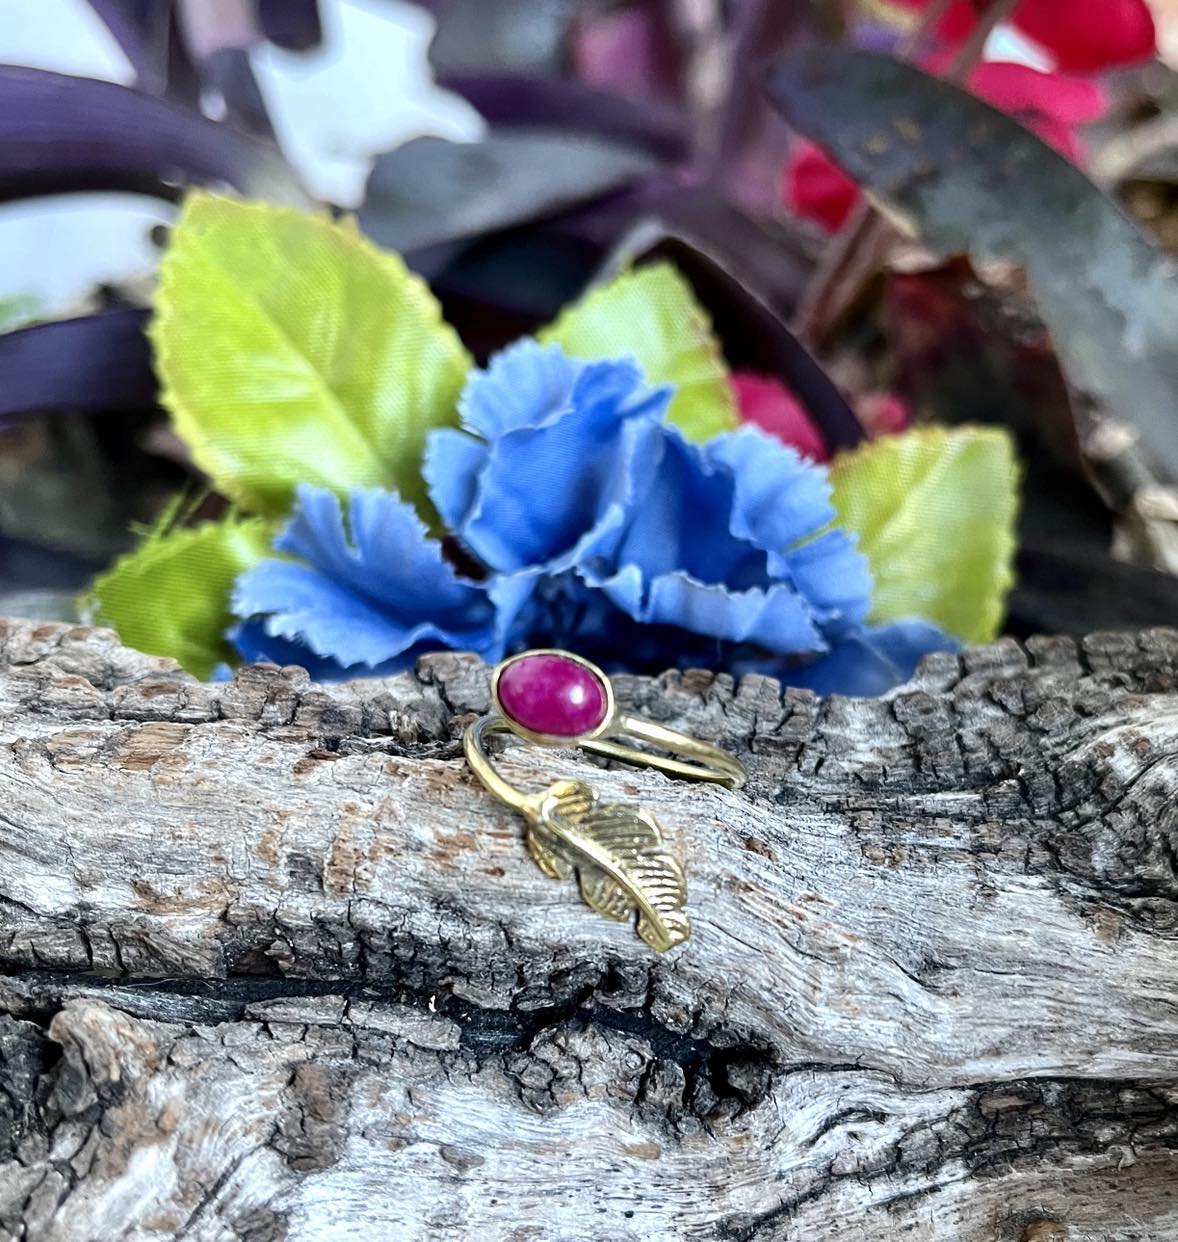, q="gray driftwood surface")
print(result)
[0,618,1176,1241]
